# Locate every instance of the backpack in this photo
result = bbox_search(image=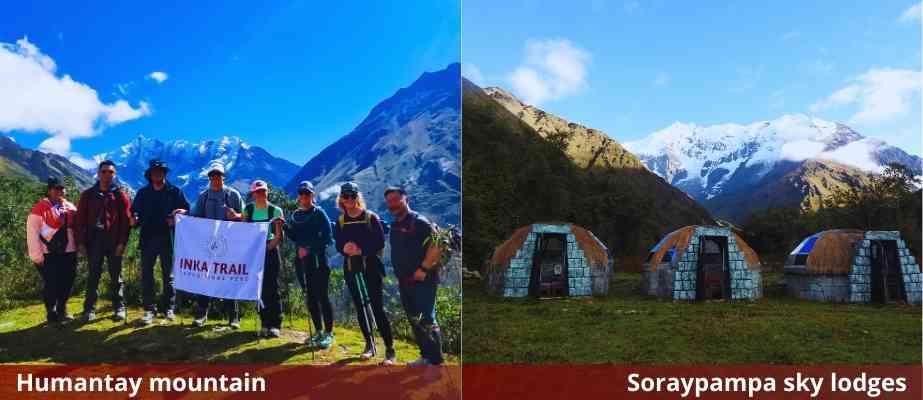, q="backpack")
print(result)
[40,206,70,254]
[245,202,283,241]
[337,210,384,258]
[244,202,279,222]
